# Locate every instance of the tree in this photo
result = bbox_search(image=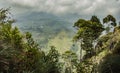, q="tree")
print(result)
[46,46,61,73]
[73,16,104,73]
[62,51,78,73]
[0,8,61,73]
[0,8,25,73]
[73,16,104,60]
[103,15,117,33]
[91,15,119,73]
[103,15,117,26]
[73,15,118,73]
